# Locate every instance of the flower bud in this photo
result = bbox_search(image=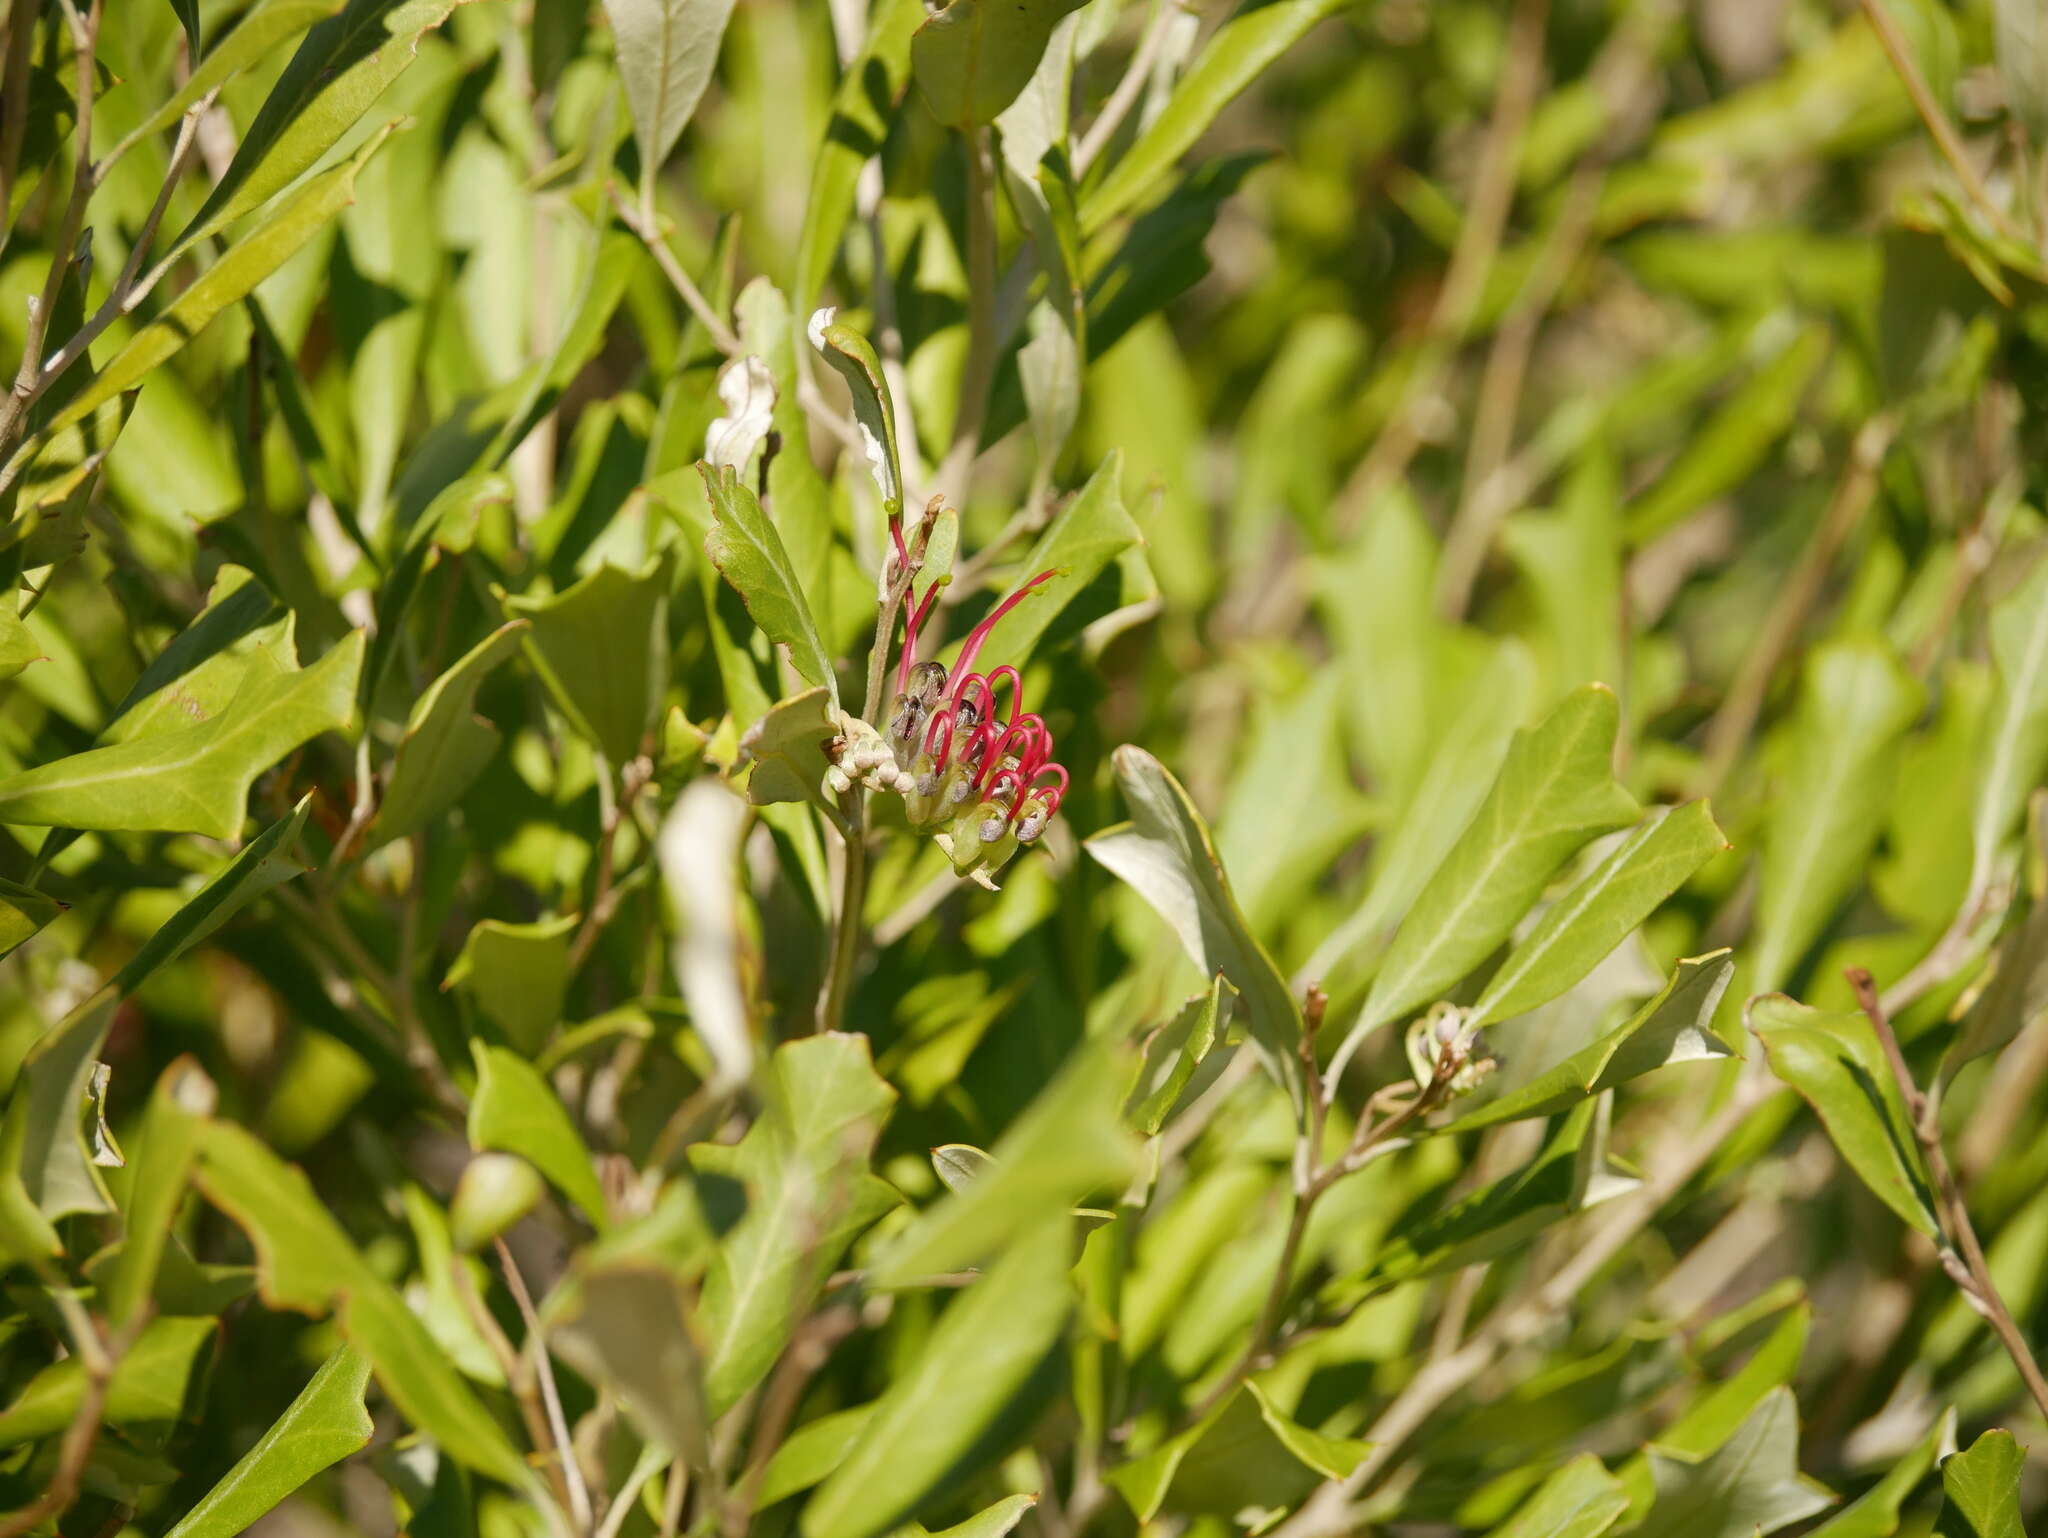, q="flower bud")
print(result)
[1013,793,1054,844]
[450,1153,546,1252]
[906,659,948,708]
[885,693,927,769]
